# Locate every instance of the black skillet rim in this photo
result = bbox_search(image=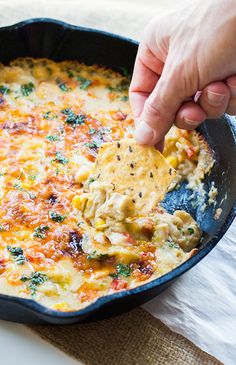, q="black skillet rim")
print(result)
[0,18,235,320]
